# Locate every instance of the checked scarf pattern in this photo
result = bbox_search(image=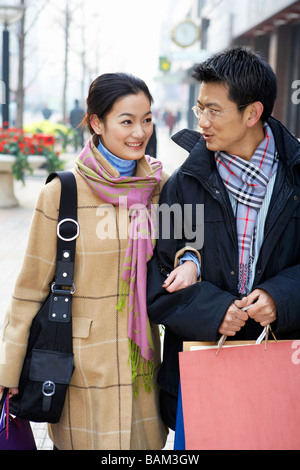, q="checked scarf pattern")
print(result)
[215,124,278,295]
